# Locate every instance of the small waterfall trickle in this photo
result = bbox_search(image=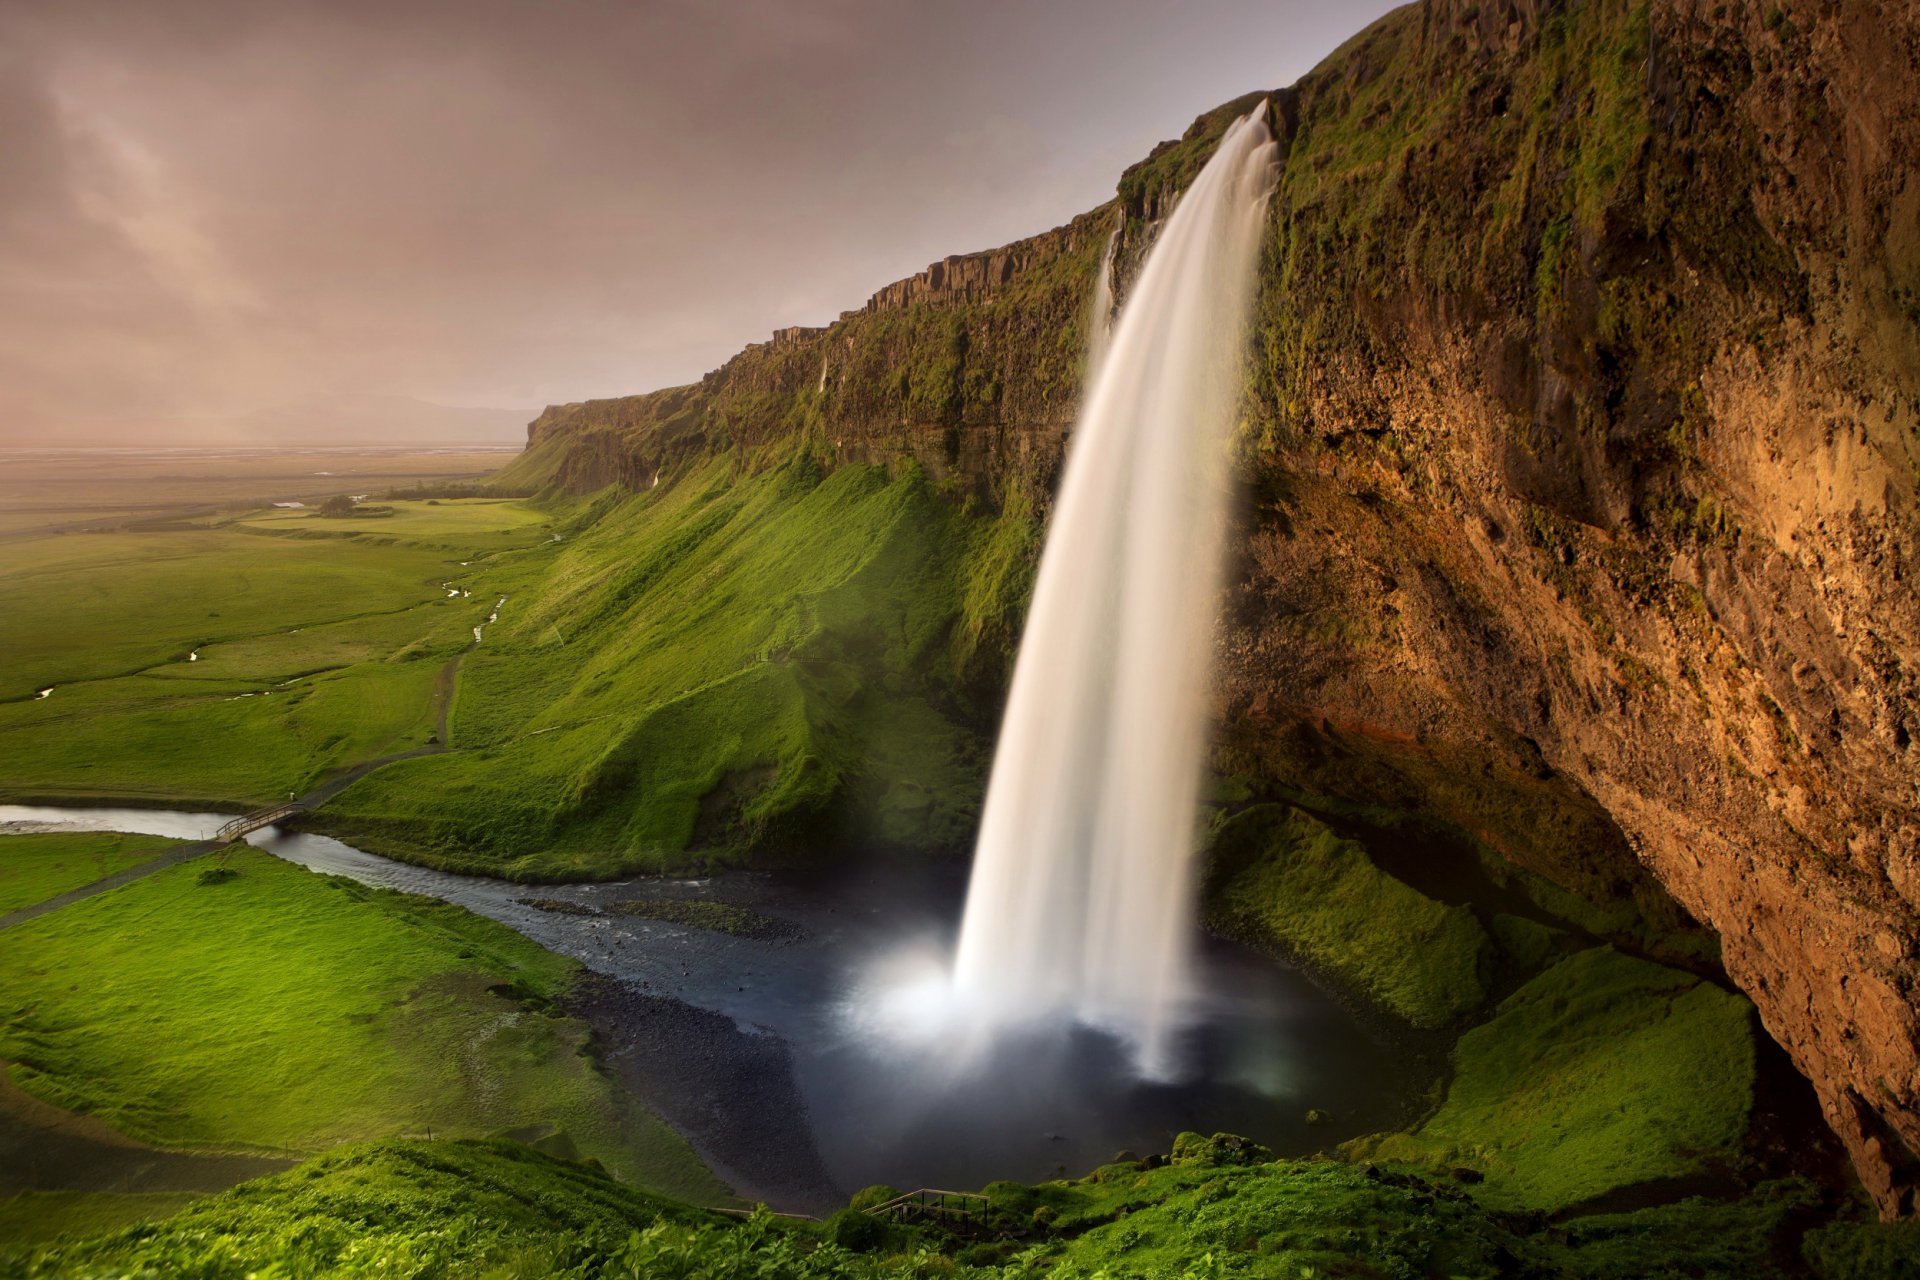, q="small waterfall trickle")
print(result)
[948,107,1279,1077]
[1086,227,1118,379]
